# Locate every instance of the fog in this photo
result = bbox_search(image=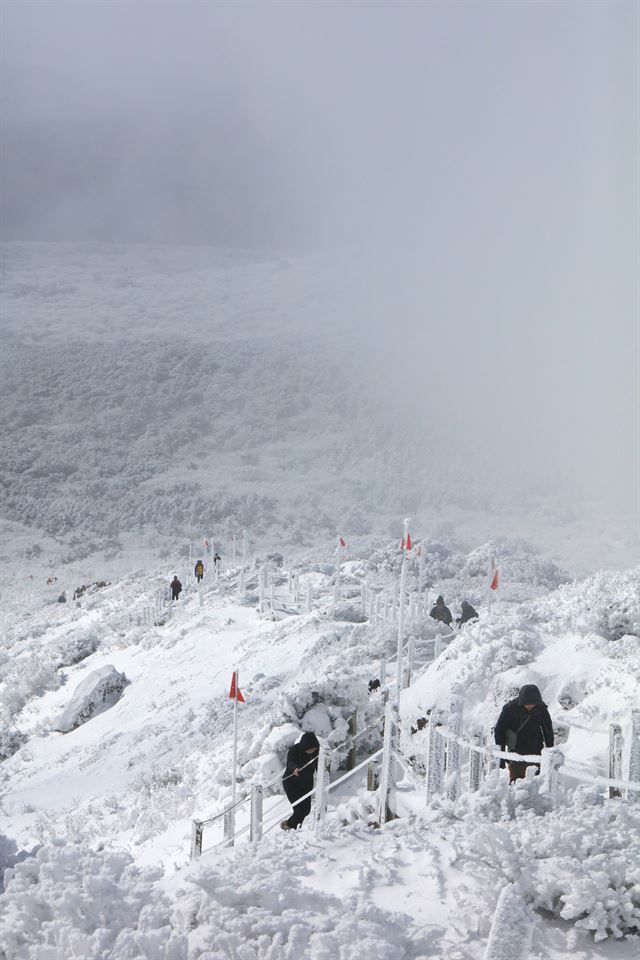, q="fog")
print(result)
[2,1,638,525]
